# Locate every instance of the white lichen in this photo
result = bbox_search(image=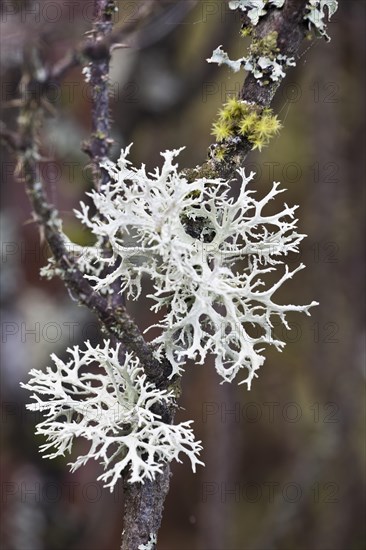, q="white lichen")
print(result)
[82,64,91,84]
[207,45,245,72]
[21,340,203,490]
[304,0,338,41]
[228,0,285,26]
[244,53,296,83]
[207,46,296,85]
[138,533,157,550]
[40,235,106,282]
[75,146,318,389]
